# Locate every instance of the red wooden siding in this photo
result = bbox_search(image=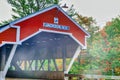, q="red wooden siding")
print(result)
[15,8,86,46]
[0,6,89,47]
[0,28,16,44]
